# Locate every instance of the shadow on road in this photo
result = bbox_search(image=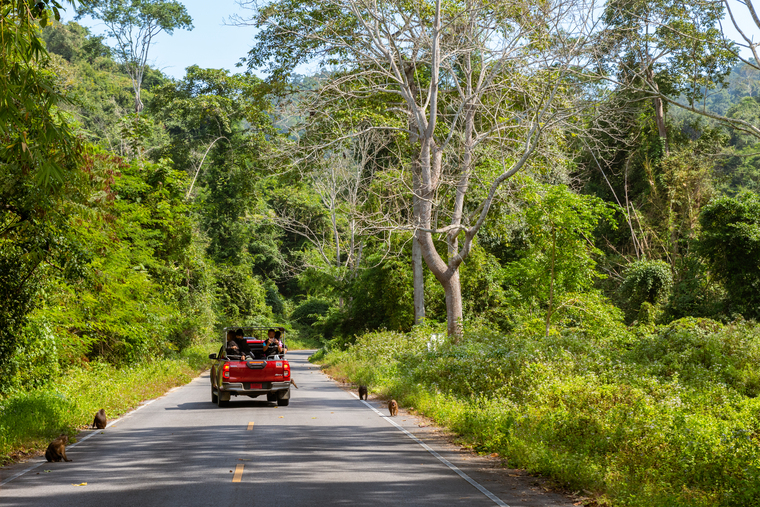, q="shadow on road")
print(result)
[3,421,487,507]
